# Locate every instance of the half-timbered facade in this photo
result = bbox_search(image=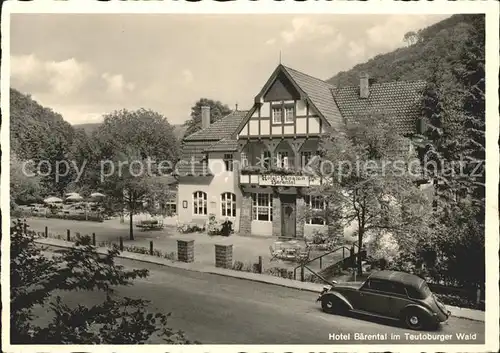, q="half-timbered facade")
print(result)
[176,64,426,238]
